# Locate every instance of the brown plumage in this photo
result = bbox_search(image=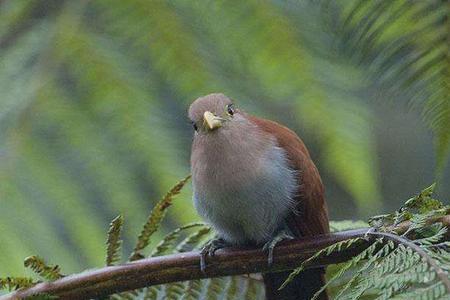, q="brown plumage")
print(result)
[248,116,329,236]
[189,93,329,300]
[249,116,329,300]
